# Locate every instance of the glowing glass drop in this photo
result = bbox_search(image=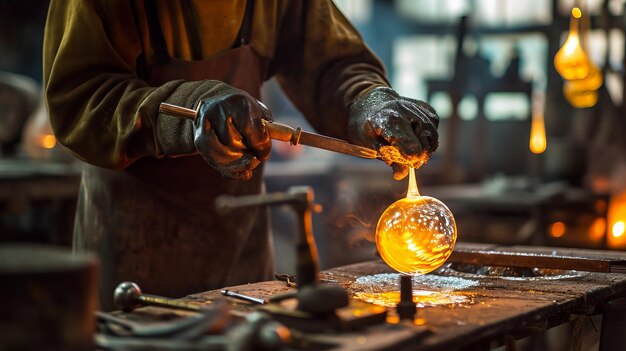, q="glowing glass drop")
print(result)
[375,168,457,274]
